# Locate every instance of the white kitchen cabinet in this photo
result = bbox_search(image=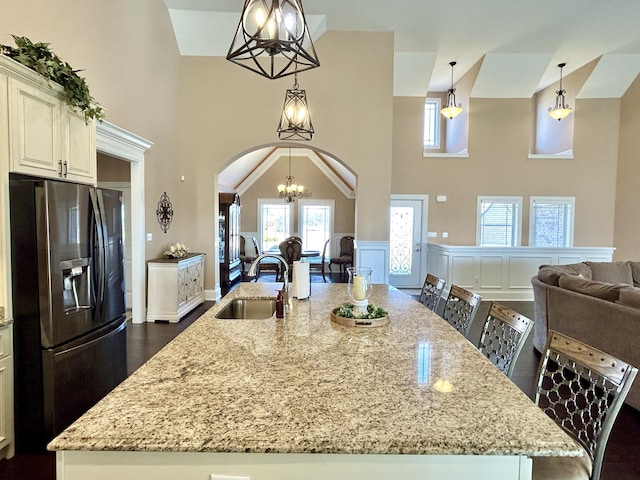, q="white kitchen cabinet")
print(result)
[146,253,206,322]
[1,55,96,184]
[0,323,14,459]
